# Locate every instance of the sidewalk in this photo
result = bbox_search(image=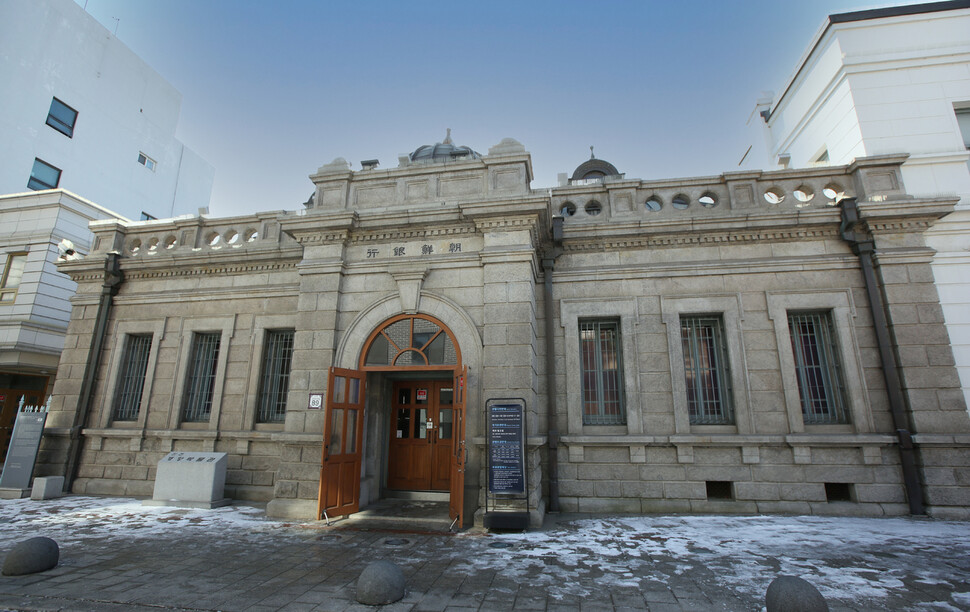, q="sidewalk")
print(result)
[1,495,969,611]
